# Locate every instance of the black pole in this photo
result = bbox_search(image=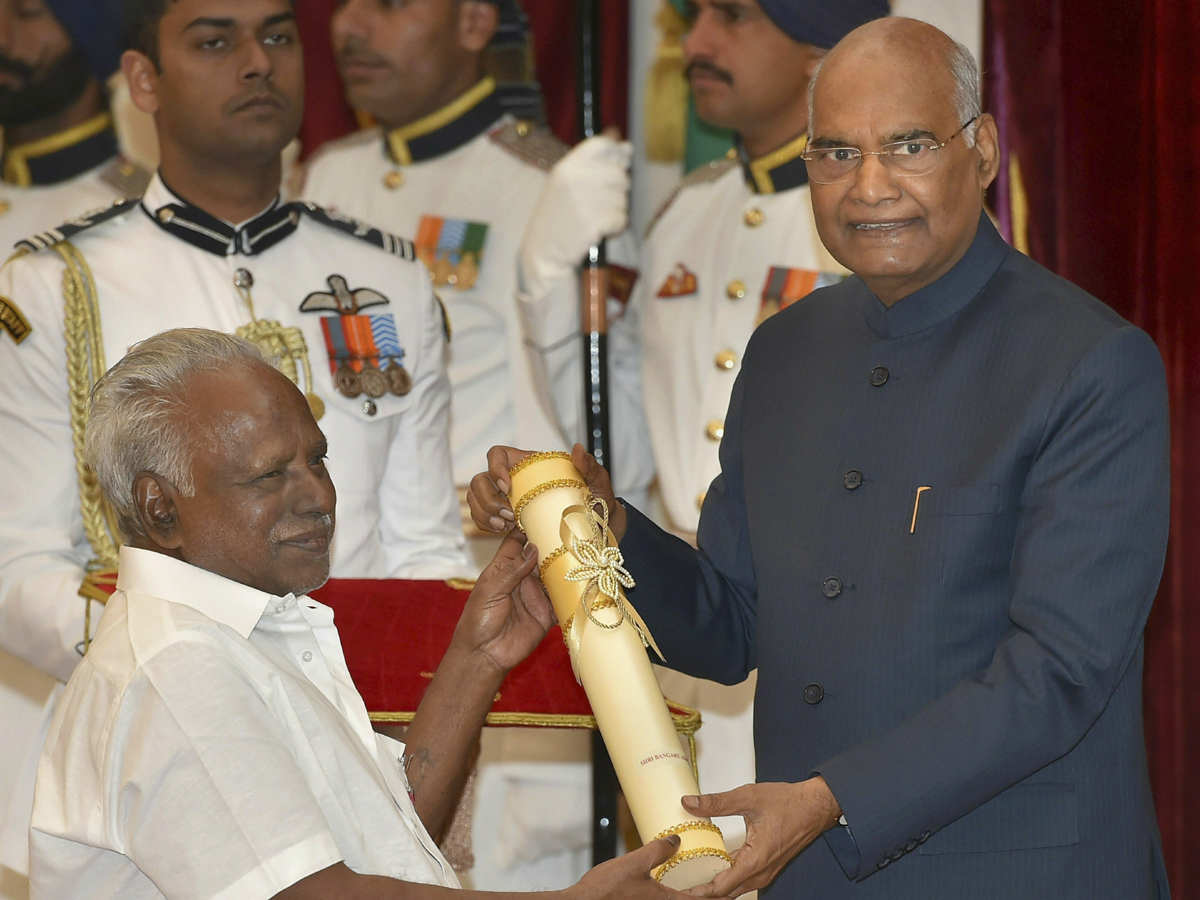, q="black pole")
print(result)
[577,0,619,867]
